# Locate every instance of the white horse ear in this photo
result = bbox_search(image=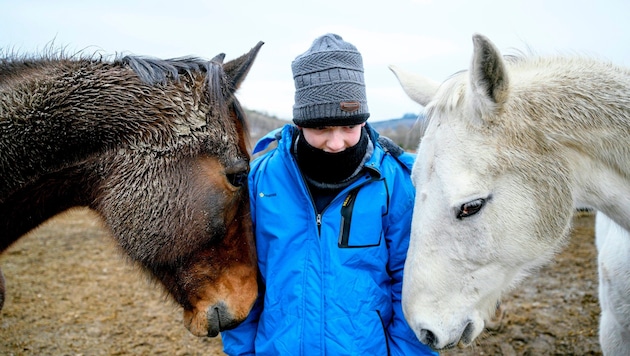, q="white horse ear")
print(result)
[469,33,510,119]
[389,65,440,107]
